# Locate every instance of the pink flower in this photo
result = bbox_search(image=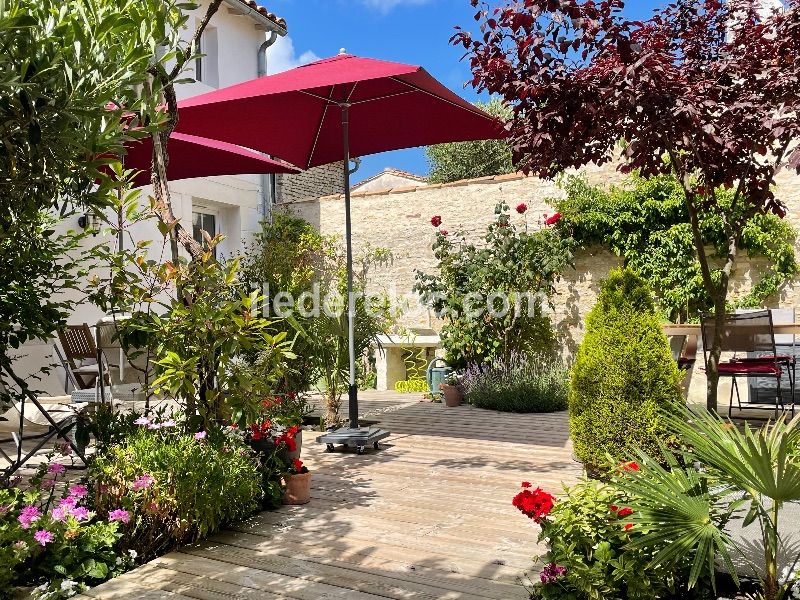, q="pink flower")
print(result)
[160,419,177,428]
[71,507,90,521]
[108,509,130,523]
[18,505,41,529]
[439,229,449,236]
[59,496,78,509]
[146,422,162,430]
[51,507,68,522]
[194,431,207,441]
[48,463,66,475]
[34,529,54,546]
[68,485,88,499]
[132,475,154,491]
[40,479,56,490]
[133,416,150,426]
